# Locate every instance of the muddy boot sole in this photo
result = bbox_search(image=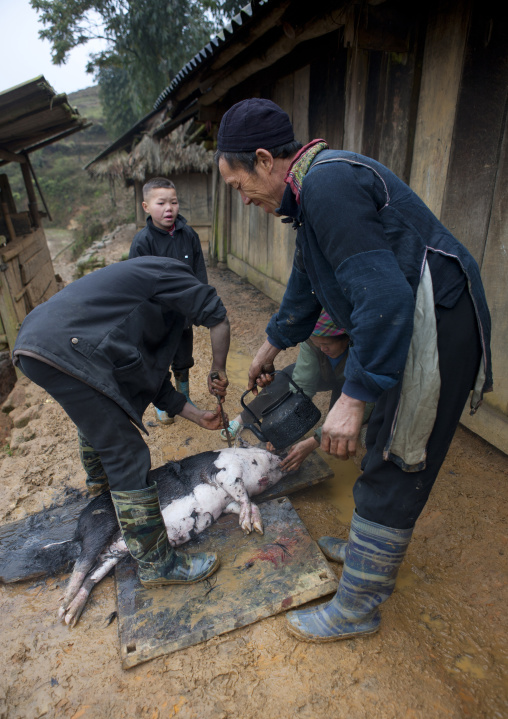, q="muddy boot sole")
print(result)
[285,619,379,643]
